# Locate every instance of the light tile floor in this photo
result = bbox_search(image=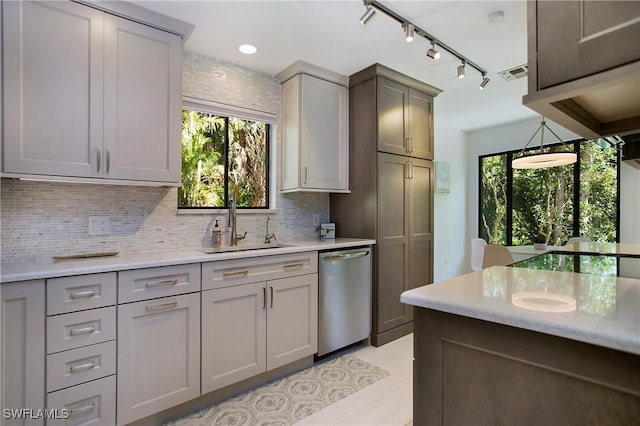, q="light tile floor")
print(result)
[294,334,413,426]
